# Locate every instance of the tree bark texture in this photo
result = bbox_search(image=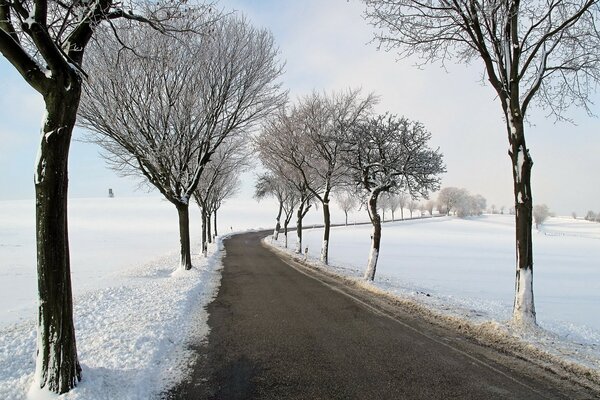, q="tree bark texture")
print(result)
[34,84,82,393]
[364,192,382,281]
[295,205,304,254]
[321,201,331,264]
[201,209,208,257]
[508,113,536,325]
[273,201,283,241]
[213,209,218,238]
[175,202,192,270]
[207,211,212,244]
